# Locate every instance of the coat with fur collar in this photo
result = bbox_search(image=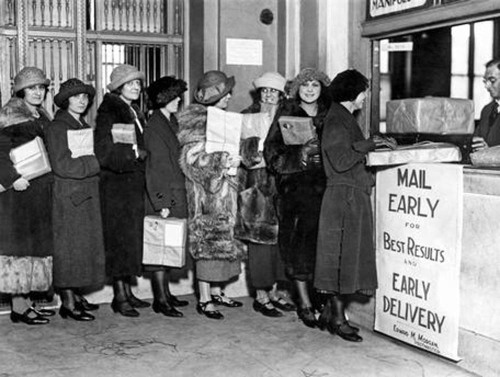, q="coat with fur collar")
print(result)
[178,104,246,261]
